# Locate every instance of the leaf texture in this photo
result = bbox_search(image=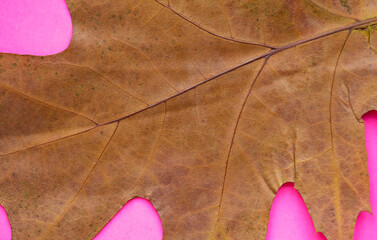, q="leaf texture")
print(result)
[1,0,377,239]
